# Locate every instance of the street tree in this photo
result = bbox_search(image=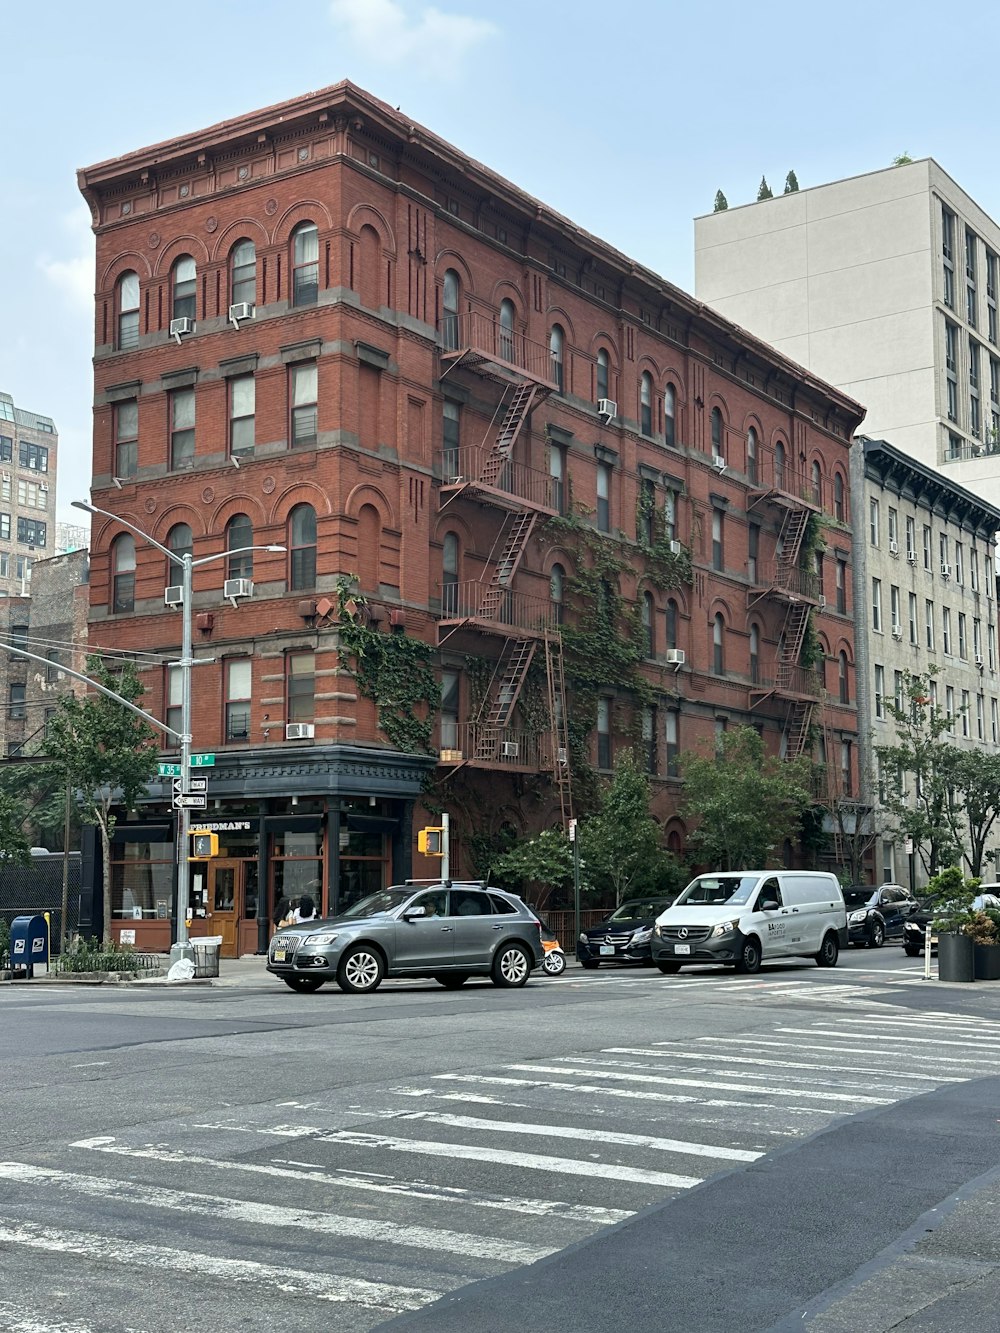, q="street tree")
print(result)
[945,748,1000,878]
[824,753,887,885]
[579,750,683,904]
[0,786,32,864]
[680,726,813,870]
[44,656,159,944]
[491,827,575,912]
